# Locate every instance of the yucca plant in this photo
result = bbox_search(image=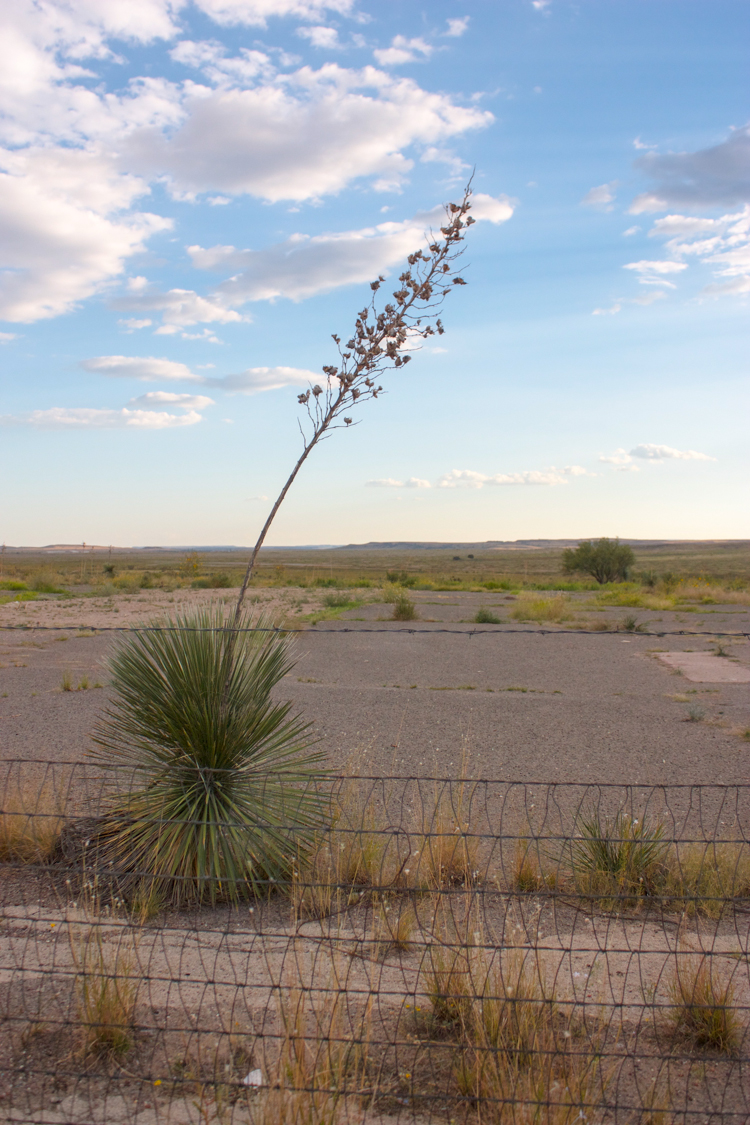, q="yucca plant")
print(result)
[571,808,667,906]
[89,609,329,907]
